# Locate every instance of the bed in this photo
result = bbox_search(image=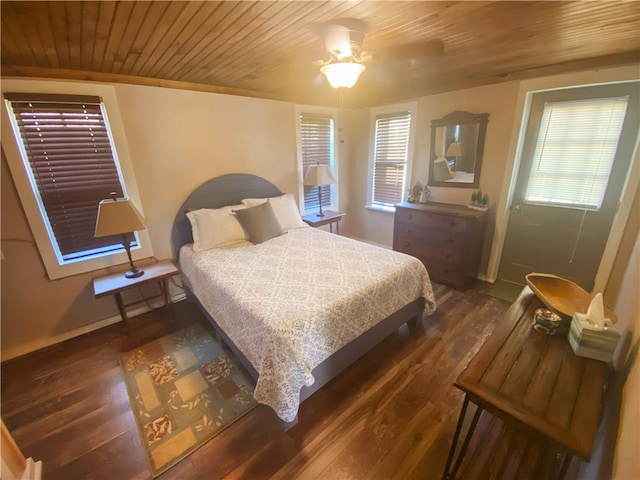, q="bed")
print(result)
[171,173,436,428]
